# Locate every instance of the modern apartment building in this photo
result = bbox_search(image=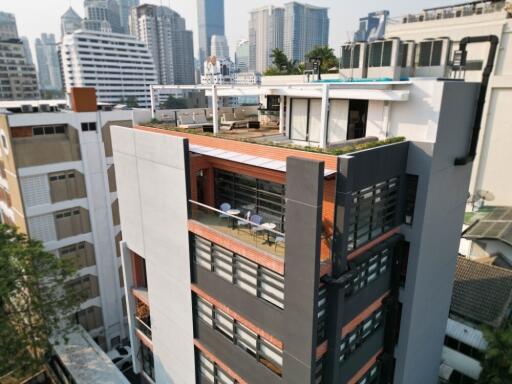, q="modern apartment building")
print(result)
[61,7,83,37]
[114,72,481,384]
[20,37,33,65]
[35,33,63,92]
[117,0,139,34]
[0,11,18,40]
[211,35,230,60]
[60,29,157,107]
[235,39,250,72]
[83,0,123,34]
[385,0,512,206]
[283,2,329,63]
[354,11,389,42]
[197,0,225,70]
[130,4,195,85]
[0,88,132,351]
[249,6,285,73]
